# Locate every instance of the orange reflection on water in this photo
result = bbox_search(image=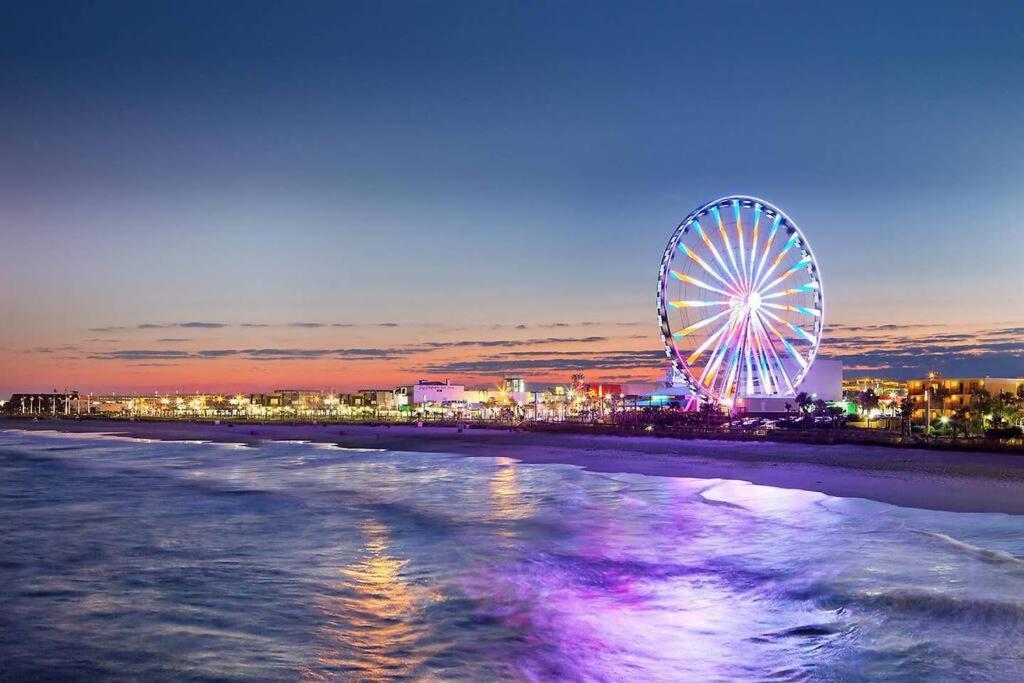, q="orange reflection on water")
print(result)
[489,457,535,528]
[303,519,441,681]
